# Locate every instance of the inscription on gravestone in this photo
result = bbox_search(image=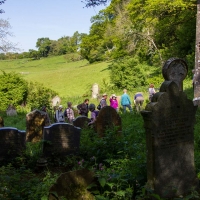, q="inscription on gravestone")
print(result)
[141,58,199,198]
[43,123,81,157]
[0,127,26,160]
